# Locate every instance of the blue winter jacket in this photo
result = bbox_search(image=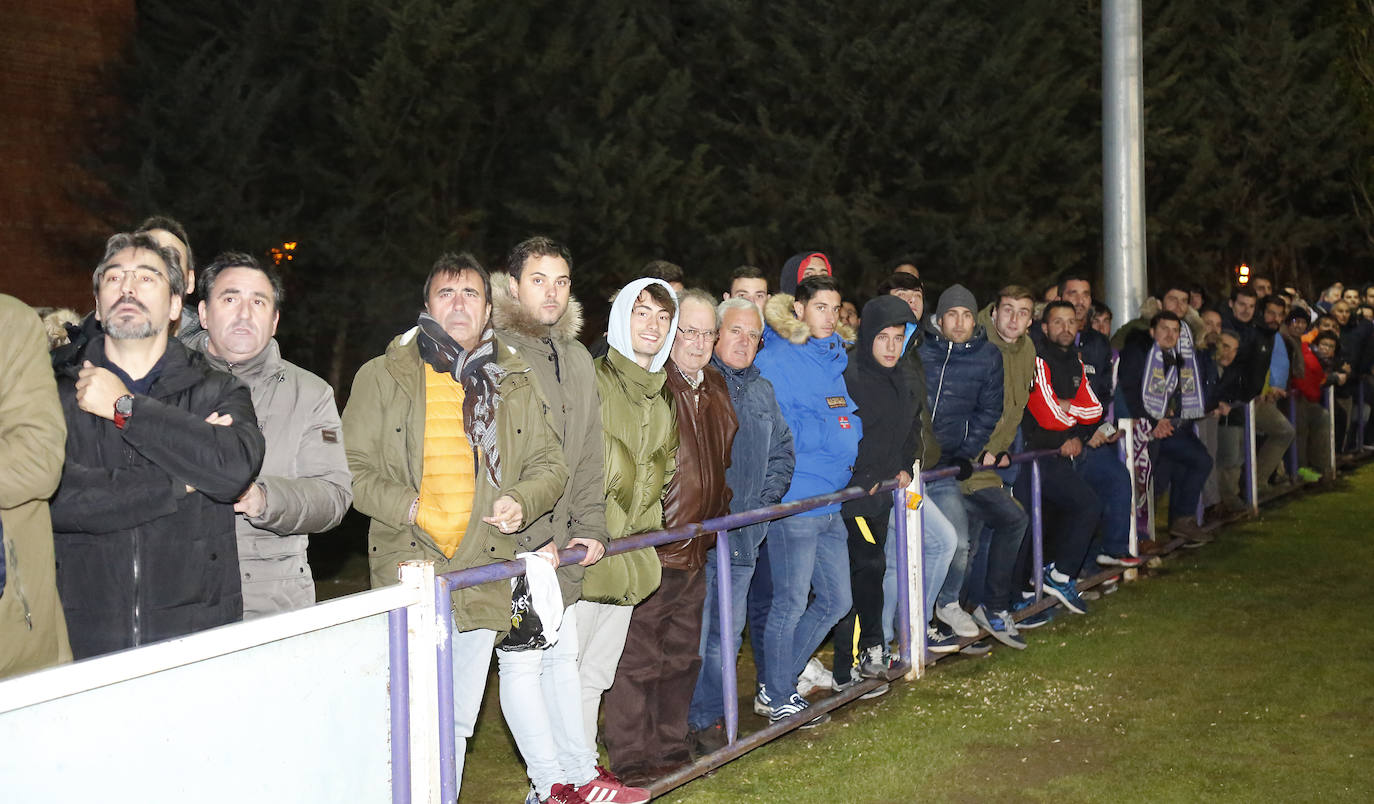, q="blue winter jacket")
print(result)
[710,355,795,565]
[918,321,1005,468]
[755,294,862,516]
